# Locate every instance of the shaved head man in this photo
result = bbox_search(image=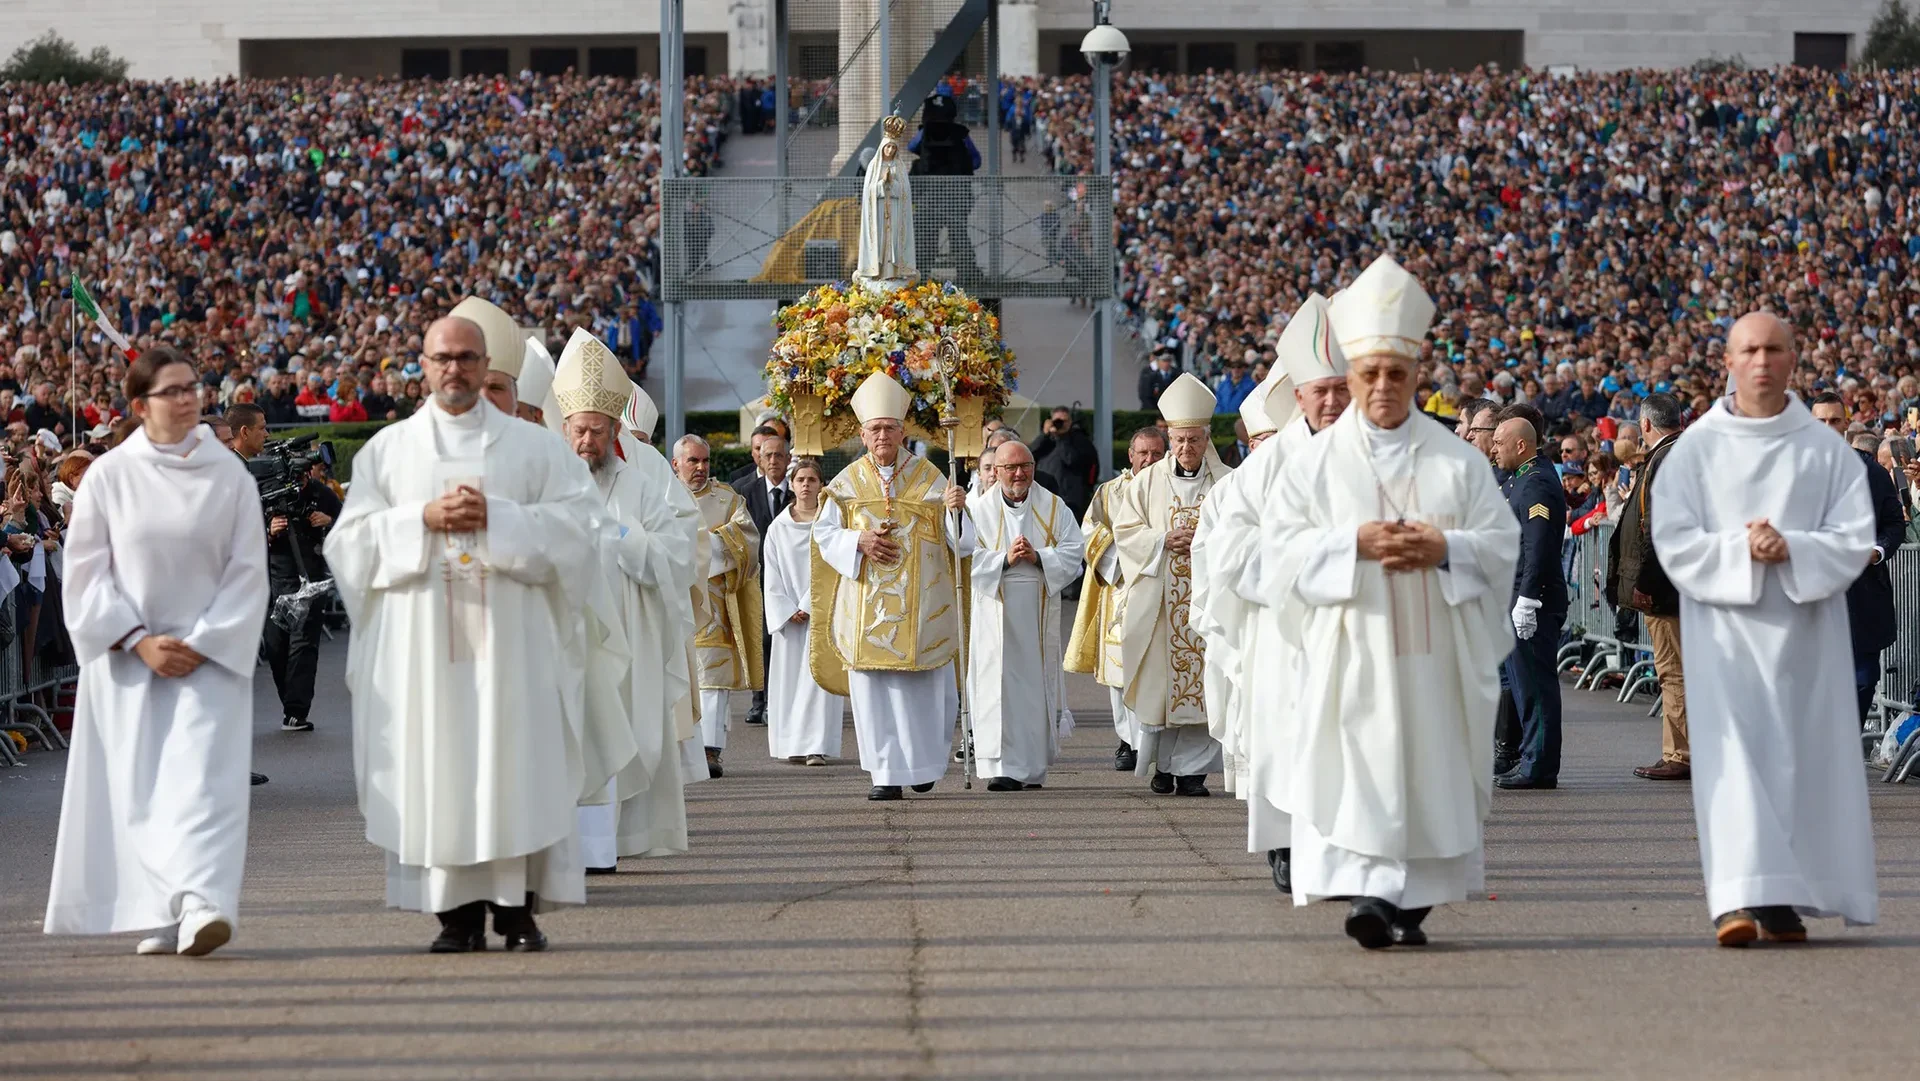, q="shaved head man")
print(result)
[1490,416,1539,473]
[1726,312,1795,417]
